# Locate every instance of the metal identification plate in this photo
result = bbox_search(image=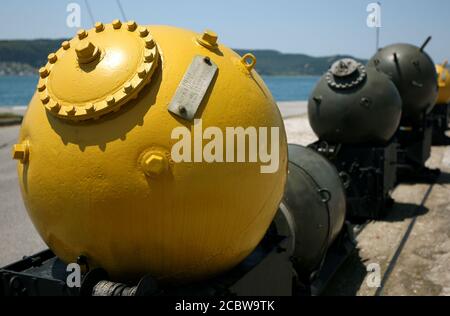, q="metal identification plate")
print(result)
[168,55,218,121]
